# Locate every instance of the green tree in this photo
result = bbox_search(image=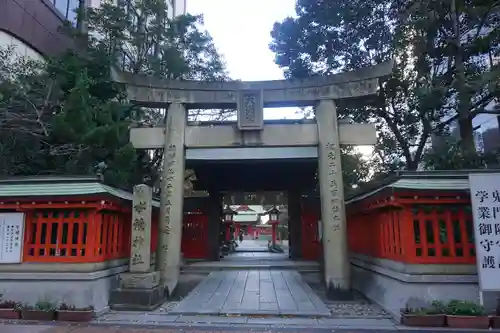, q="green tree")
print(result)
[0,44,143,187]
[403,0,500,157]
[85,0,231,188]
[86,0,230,121]
[0,47,50,176]
[340,147,371,191]
[270,0,500,171]
[0,0,229,188]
